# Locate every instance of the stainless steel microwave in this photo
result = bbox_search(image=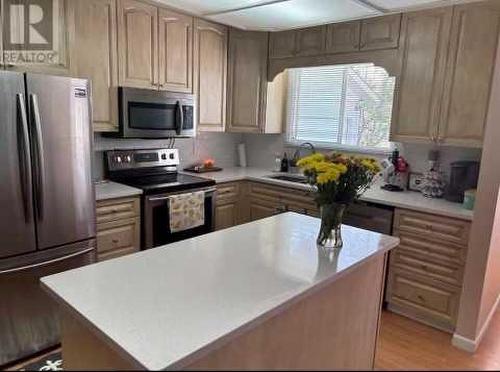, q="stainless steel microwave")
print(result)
[111,87,196,138]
